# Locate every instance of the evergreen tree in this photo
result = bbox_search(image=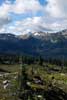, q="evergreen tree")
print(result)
[39,56,43,66]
